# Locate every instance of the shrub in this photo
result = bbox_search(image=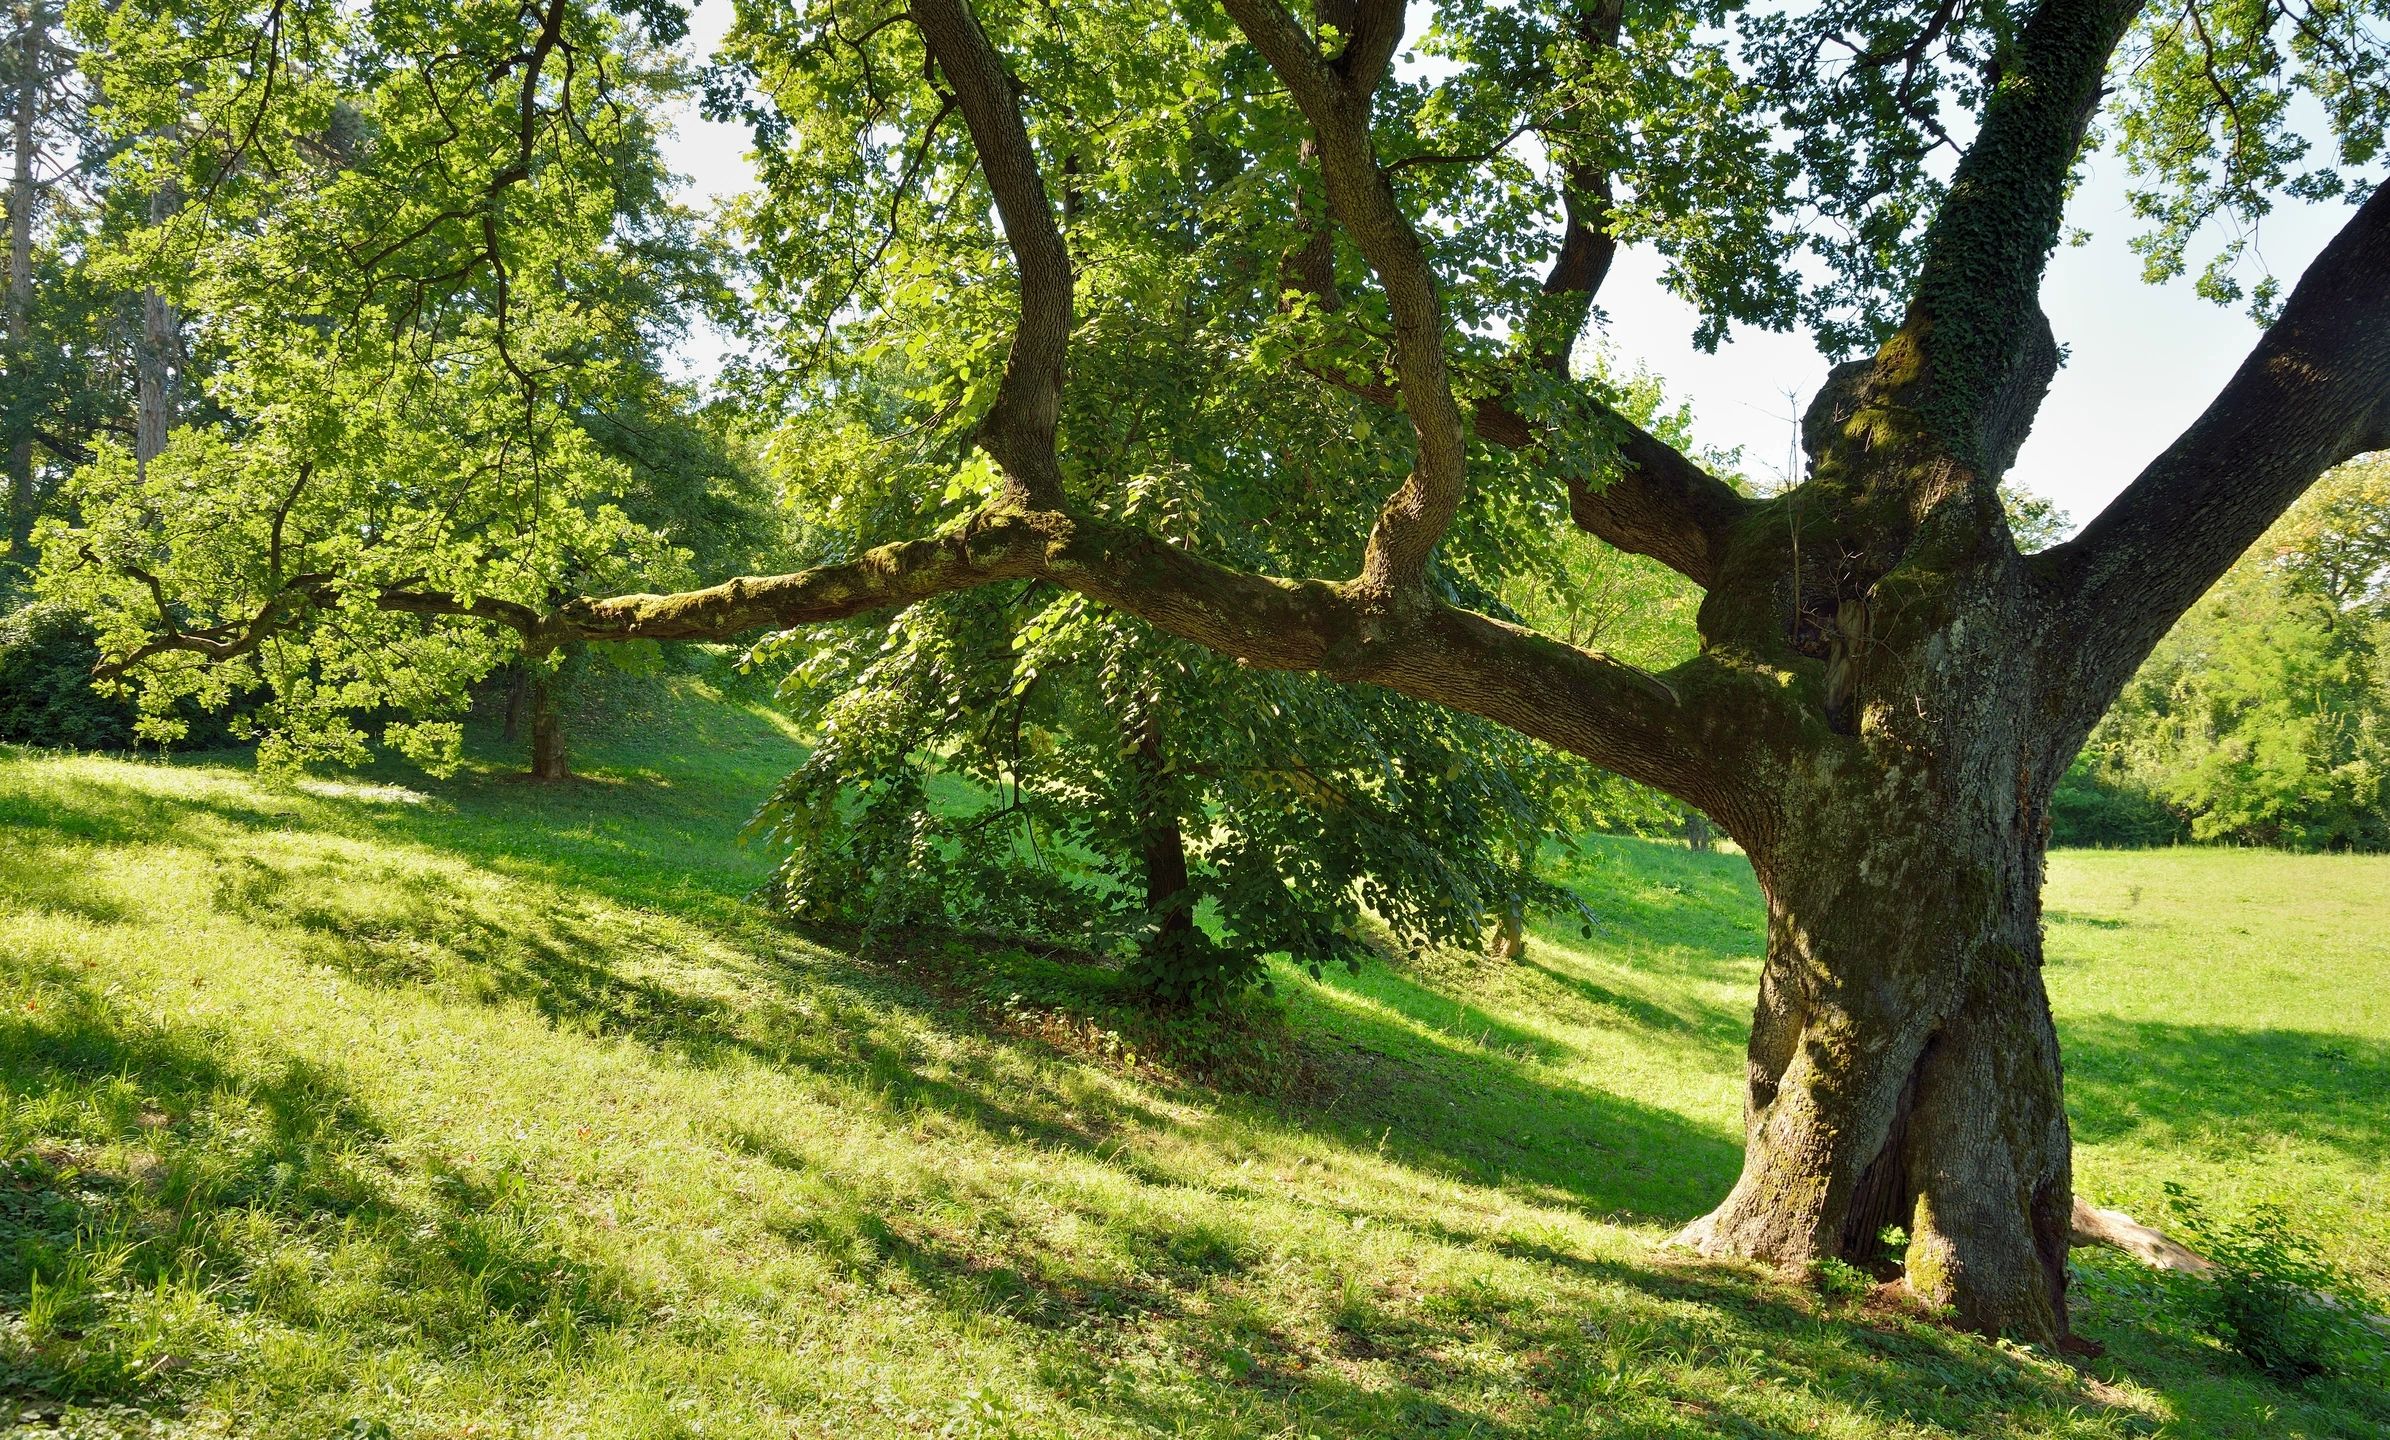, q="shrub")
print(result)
[0,593,254,753]
[2162,1182,2386,1383]
[1810,1256,1872,1303]
[0,599,140,751]
[2049,760,2189,848]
